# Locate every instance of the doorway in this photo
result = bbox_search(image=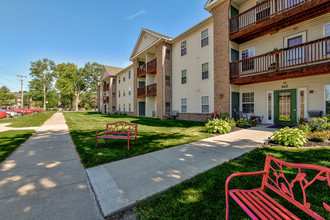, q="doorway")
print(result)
[231,92,239,118]
[139,101,146,116]
[274,89,297,126]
